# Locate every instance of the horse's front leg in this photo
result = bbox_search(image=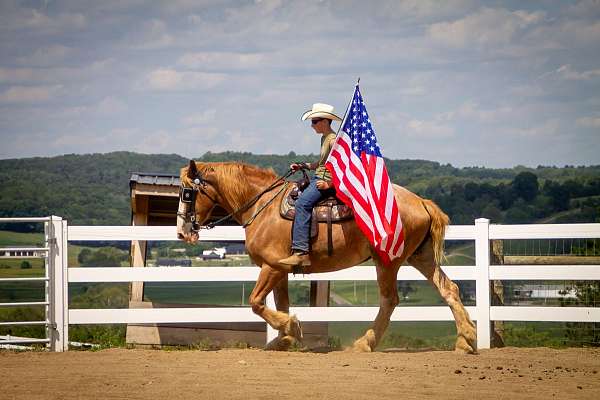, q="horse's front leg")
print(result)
[249,264,302,350]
